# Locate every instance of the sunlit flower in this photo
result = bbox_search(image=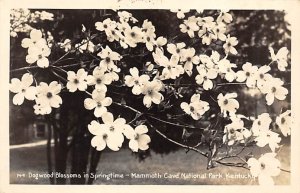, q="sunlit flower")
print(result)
[155,36,167,49]
[218,58,237,82]
[251,113,272,136]
[269,47,289,71]
[141,80,164,108]
[180,94,210,120]
[66,68,88,92]
[276,110,291,137]
[223,116,250,145]
[236,62,258,88]
[21,29,46,48]
[86,67,112,91]
[167,42,186,57]
[125,67,150,95]
[36,81,62,112]
[255,129,281,152]
[97,46,122,70]
[195,66,218,90]
[217,10,233,24]
[180,47,200,76]
[124,26,143,47]
[9,73,36,105]
[223,35,238,55]
[253,65,272,89]
[58,39,72,52]
[260,77,288,106]
[212,23,227,41]
[84,89,112,118]
[123,125,151,152]
[217,93,239,117]
[142,19,155,34]
[95,18,117,32]
[179,16,199,38]
[247,153,281,185]
[76,39,95,53]
[88,117,123,151]
[118,11,138,23]
[170,9,190,19]
[25,39,51,68]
